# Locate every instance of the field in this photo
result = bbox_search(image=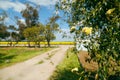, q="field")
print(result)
[0,41,74,47]
[0,47,52,69]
